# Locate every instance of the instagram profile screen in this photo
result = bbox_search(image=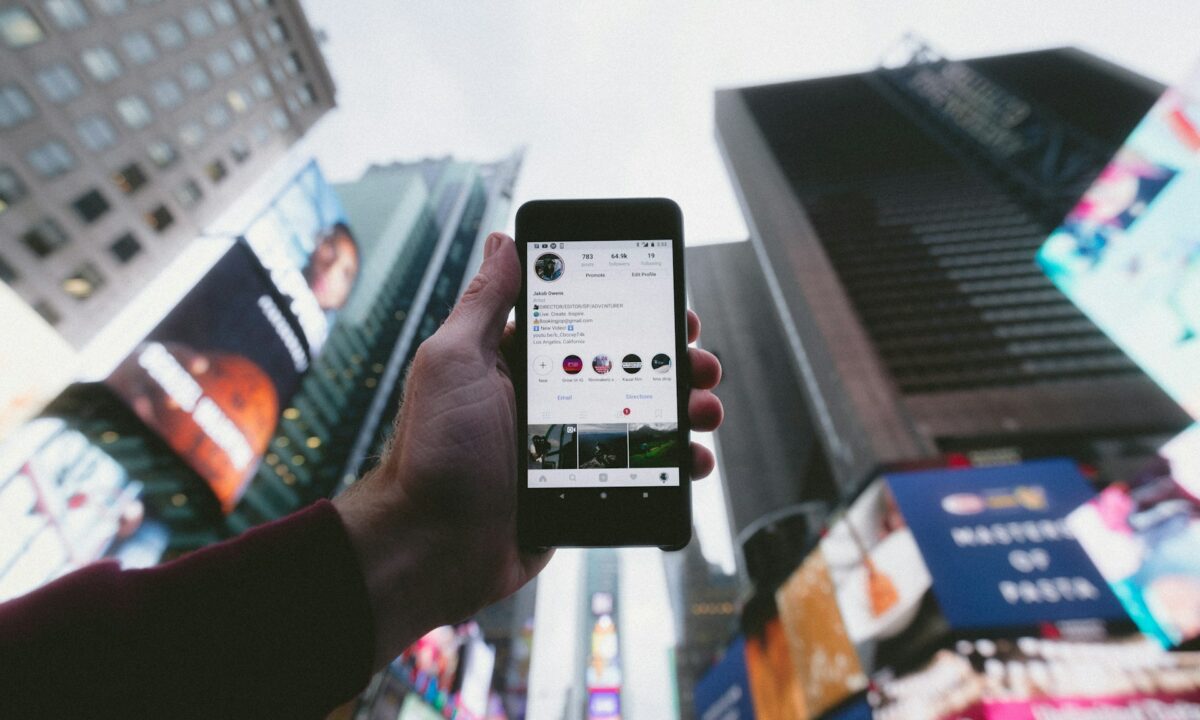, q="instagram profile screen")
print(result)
[526,240,680,488]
